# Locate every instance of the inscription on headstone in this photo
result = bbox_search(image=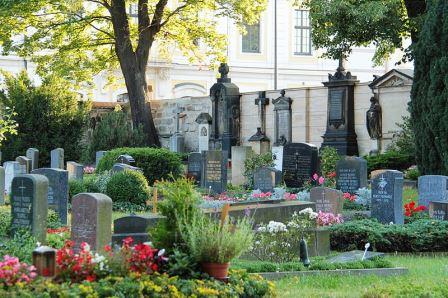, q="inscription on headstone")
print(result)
[187,153,202,183]
[371,170,404,224]
[51,148,64,169]
[282,143,319,188]
[418,175,448,208]
[202,150,227,194]
[253,167,275,193]
[310,187,343,215]
[329,89,344,121]
[336,156,367,193]
[26,148,39,171]
[429,201,448,221]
